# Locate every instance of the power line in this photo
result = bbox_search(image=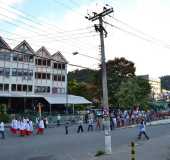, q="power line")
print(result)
[109,16,170,48]
[0,13,98,51]
[103,20,170,49]
[0,4,98,50]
